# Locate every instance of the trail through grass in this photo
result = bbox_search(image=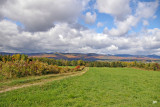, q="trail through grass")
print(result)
[0,67,88,93]
[0,67,160,107]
